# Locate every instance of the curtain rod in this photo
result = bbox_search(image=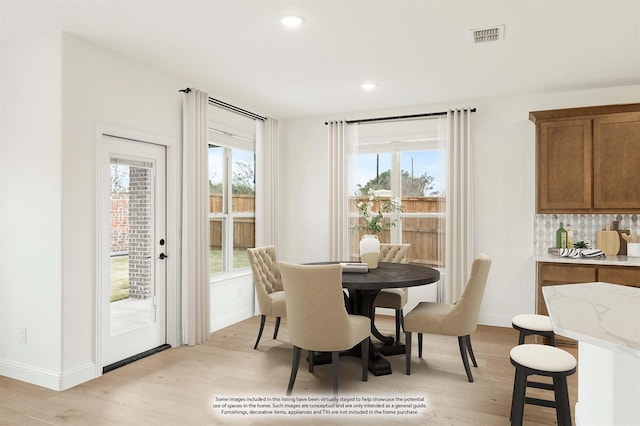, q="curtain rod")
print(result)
[324,108,476,125]
[179,88,267,121]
